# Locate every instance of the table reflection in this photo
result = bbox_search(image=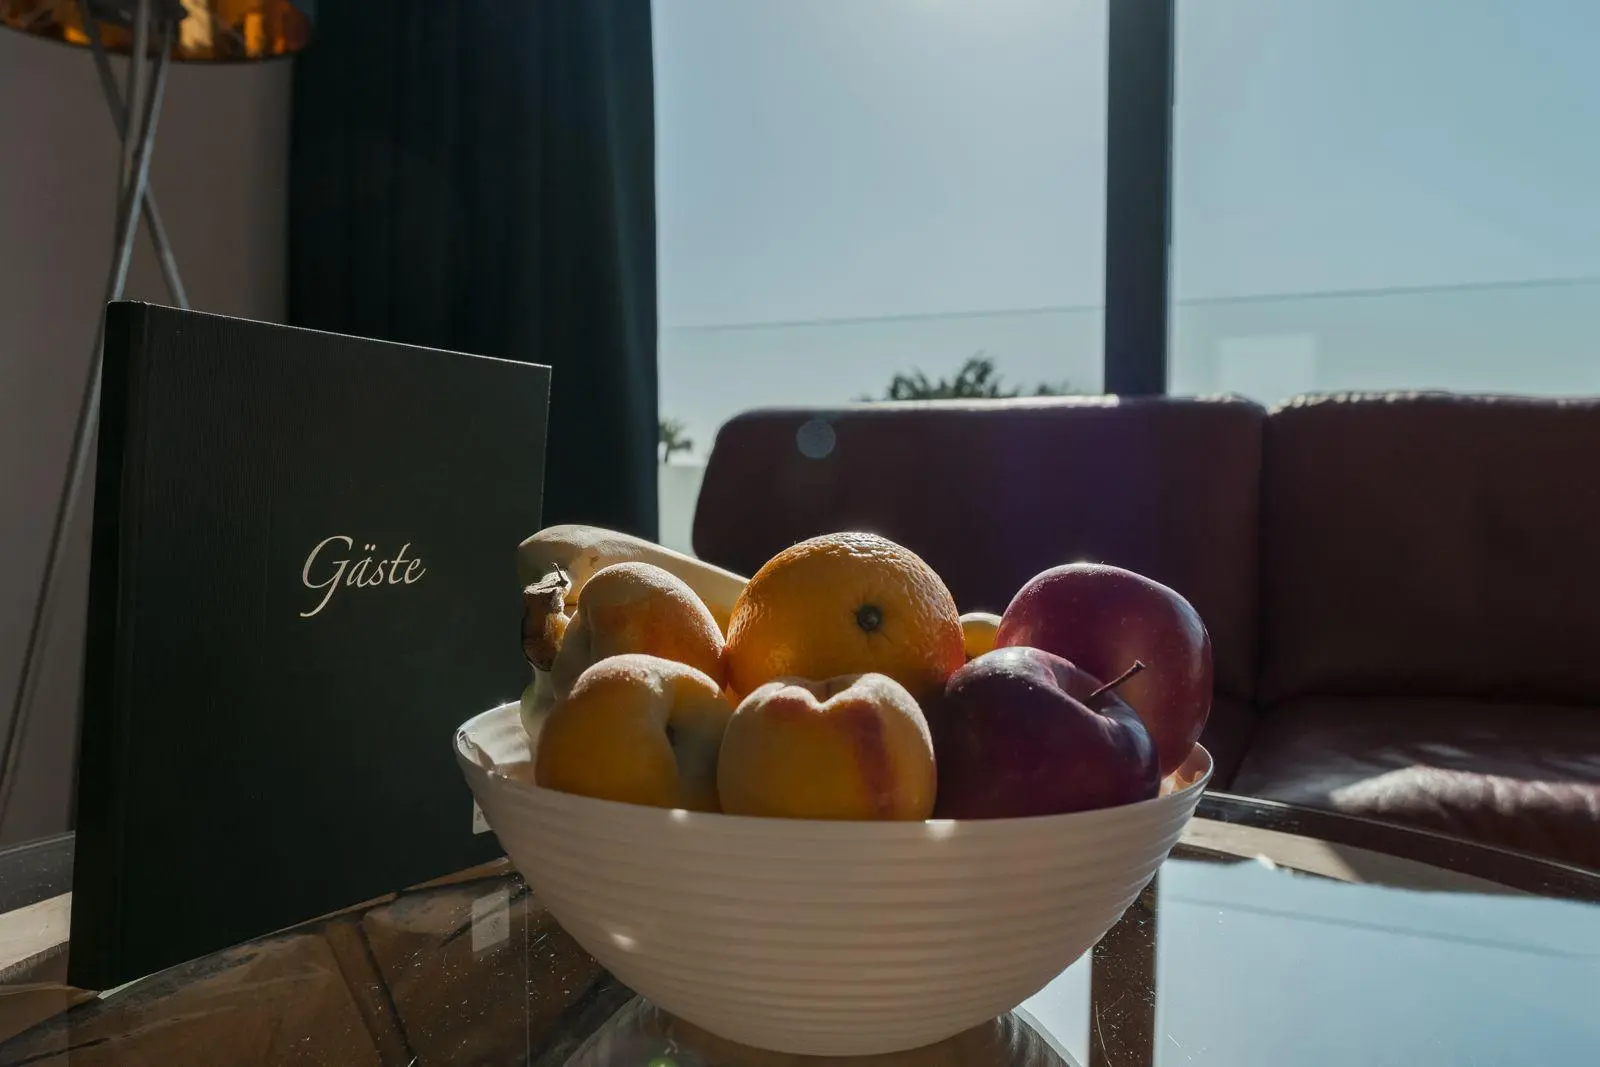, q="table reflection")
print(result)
[567,998,1078,1067]
[2,817,1598,1066]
